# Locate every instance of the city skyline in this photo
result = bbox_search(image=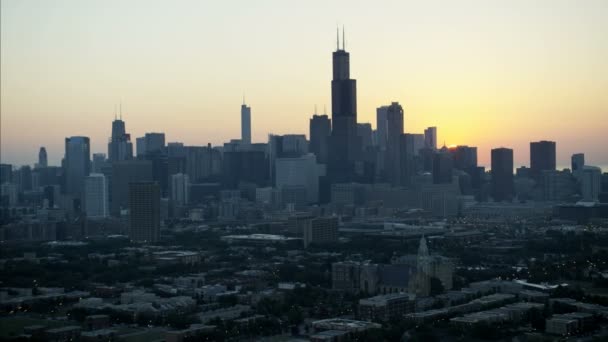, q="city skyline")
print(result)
[2,0,607,167]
